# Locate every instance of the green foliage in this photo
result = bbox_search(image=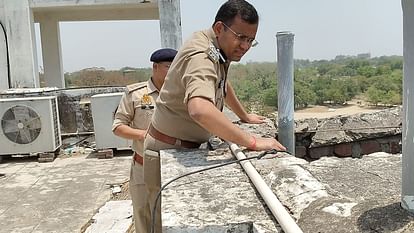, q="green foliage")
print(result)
[229,55,402,111]
[295,80,316,108]
[366,86,386,105]
[263,87,277,107]
[228,62,277,107]
[61,55,402,112]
